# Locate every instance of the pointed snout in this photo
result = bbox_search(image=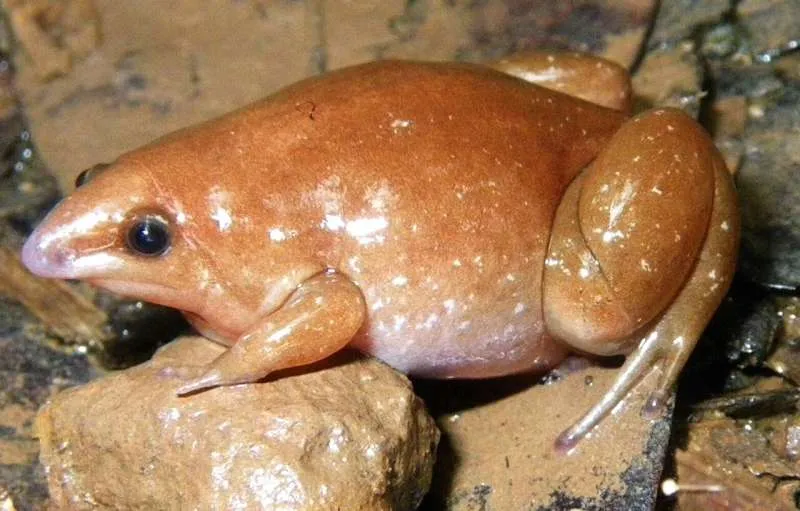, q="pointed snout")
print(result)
[21,201,125,280]
[21,224,64,277]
